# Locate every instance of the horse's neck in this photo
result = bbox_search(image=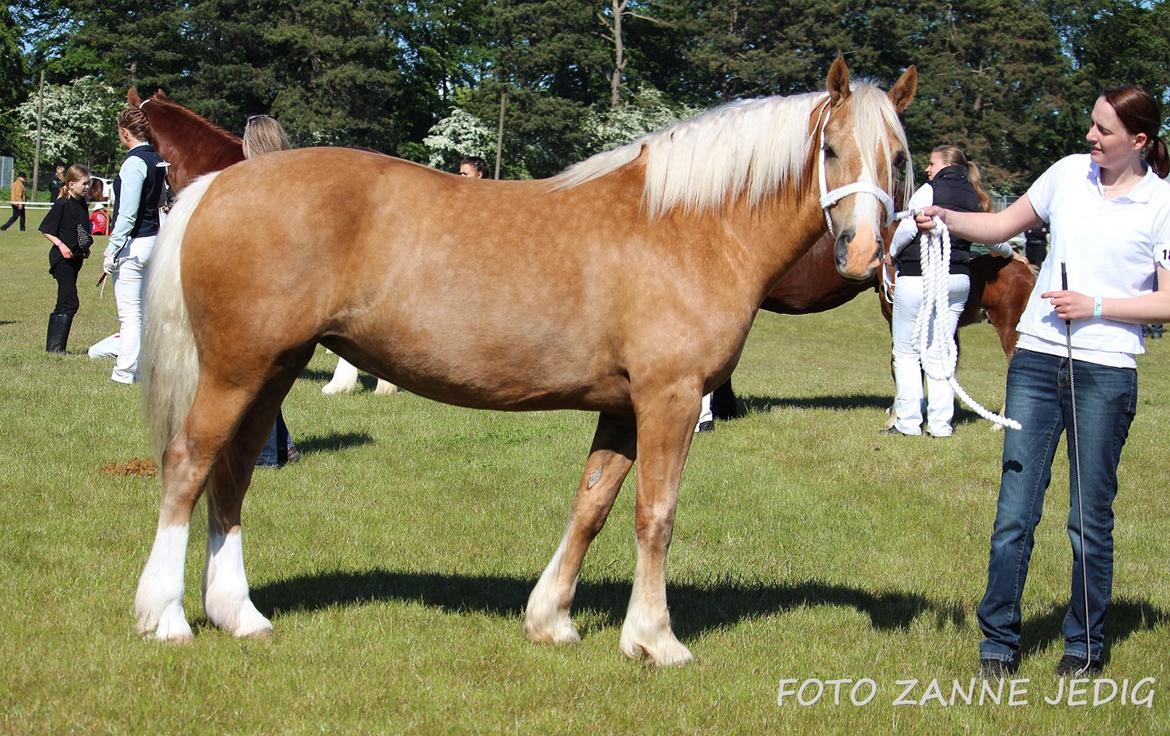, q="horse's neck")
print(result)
[723,183,828,304]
